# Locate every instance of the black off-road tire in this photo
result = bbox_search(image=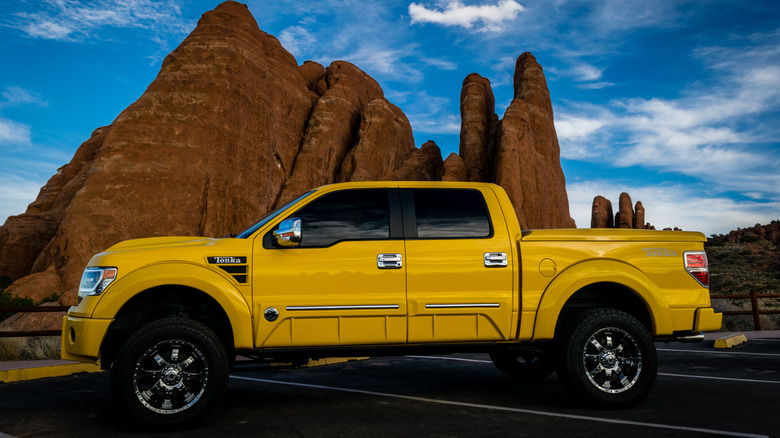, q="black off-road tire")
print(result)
[556,309,657,408]
[111,318,229,428]
[489,347,556,383]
